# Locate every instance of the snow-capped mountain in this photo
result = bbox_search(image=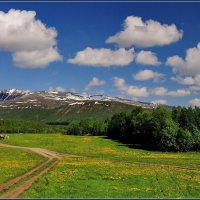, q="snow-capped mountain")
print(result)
[0,89,28,101]
[0,89,156,109]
